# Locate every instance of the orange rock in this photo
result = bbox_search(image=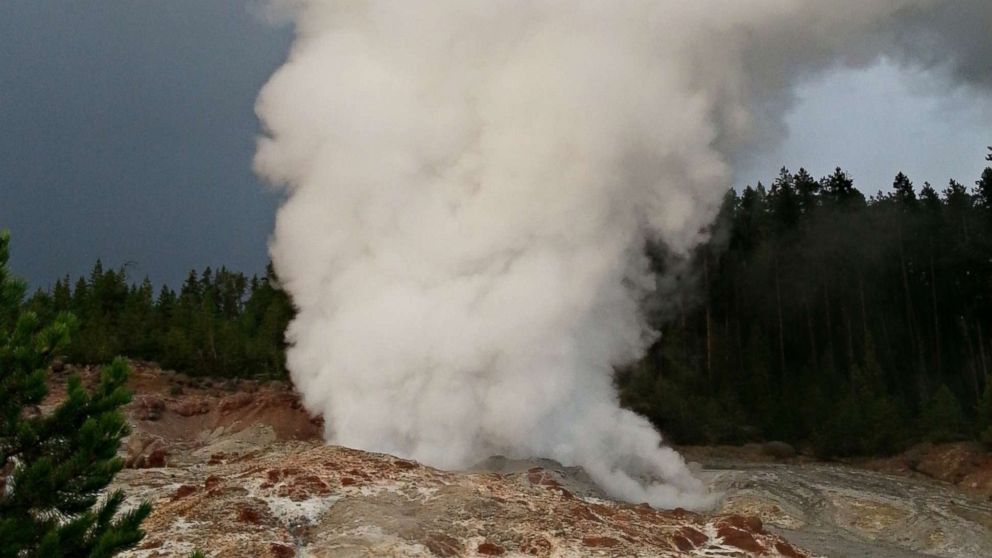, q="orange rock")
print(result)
[146,447,168,468]
[717,514,765,534]
[581,536,620,548]
[220,392,253,413]
[171,485,197,500]
[679,526,708,547]
[171,398,211,417]
[477,542,505,555]
[717,526,765,554]
[237,506,265,525]
[776,540,806,558]
[520,536,552,556]
[423,533,462,557]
